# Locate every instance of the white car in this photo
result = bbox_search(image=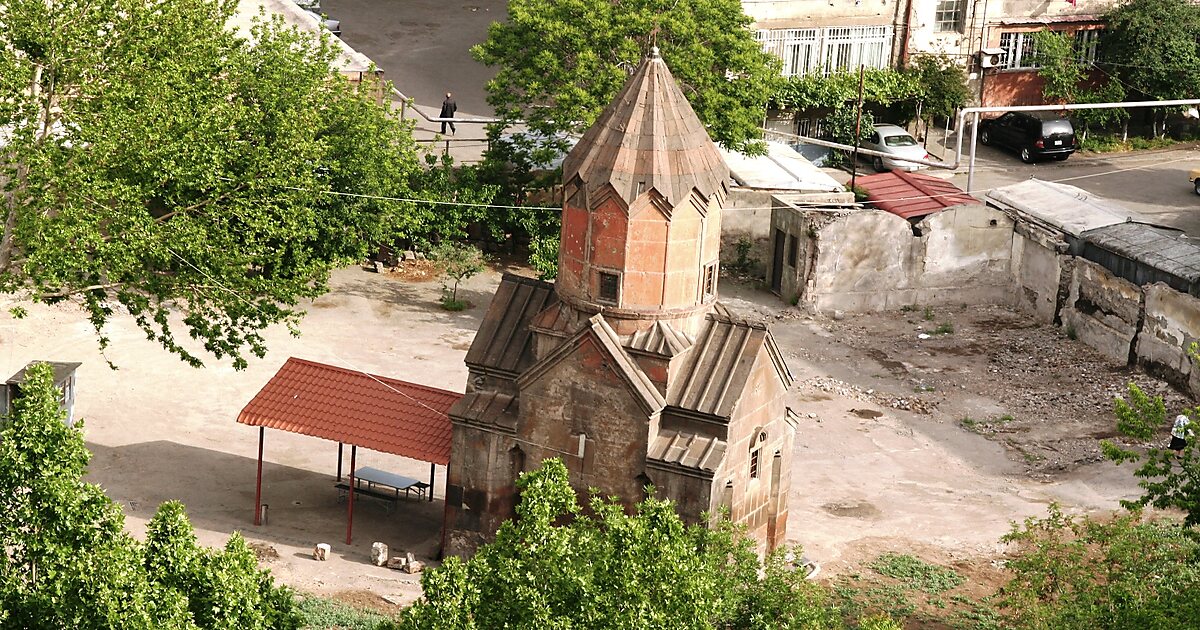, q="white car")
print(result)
[861,124,930,172]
